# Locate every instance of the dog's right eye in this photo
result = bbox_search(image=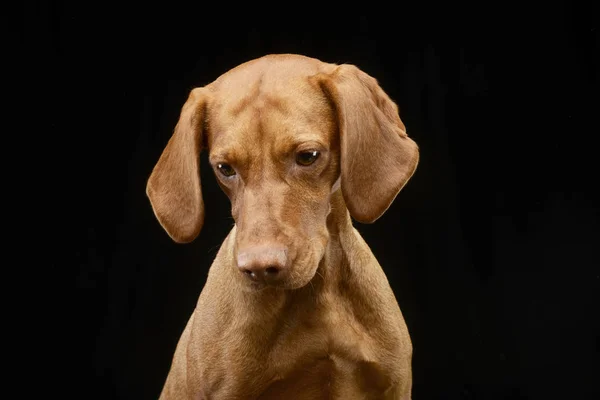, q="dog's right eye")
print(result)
[217,163,236,177]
